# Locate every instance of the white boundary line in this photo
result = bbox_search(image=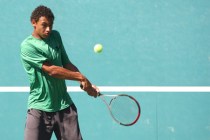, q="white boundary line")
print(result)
[0,86,210,92]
